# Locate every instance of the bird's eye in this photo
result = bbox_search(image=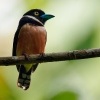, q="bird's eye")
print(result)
[34,11,39,16]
